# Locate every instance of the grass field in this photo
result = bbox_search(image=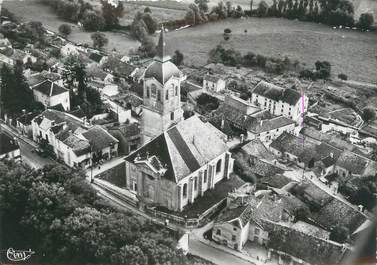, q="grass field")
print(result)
[4,0,140,53]
[163,17,377,83]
